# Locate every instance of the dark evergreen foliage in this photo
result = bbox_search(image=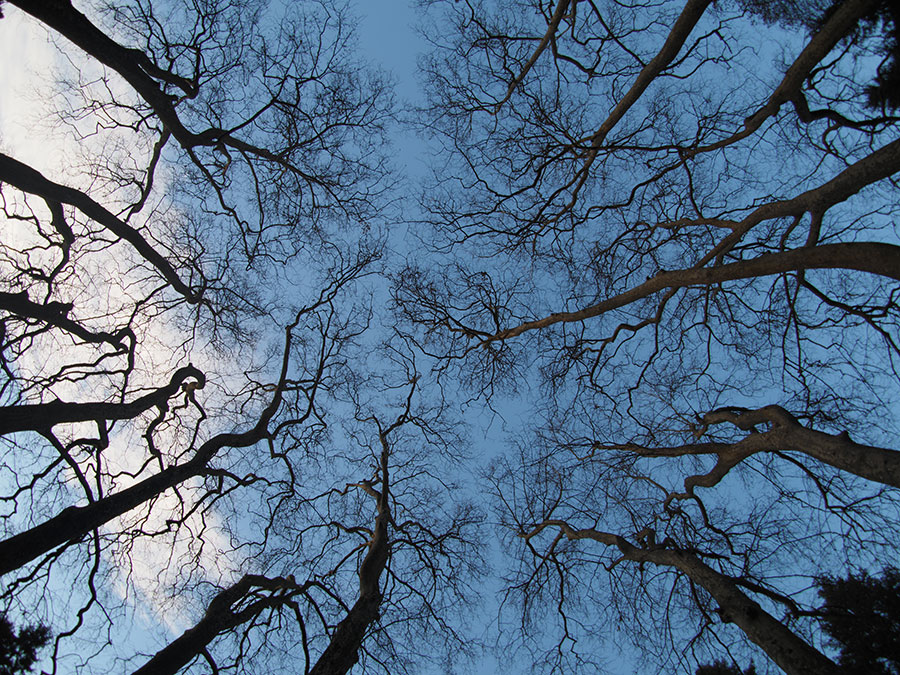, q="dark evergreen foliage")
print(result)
[817,569,900,675]
[698,569,900,675]
[695,659,757,675]
[863,1,900,109]
[738,0,900,108]
[0,614,50,675]
[735,0,831,27]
